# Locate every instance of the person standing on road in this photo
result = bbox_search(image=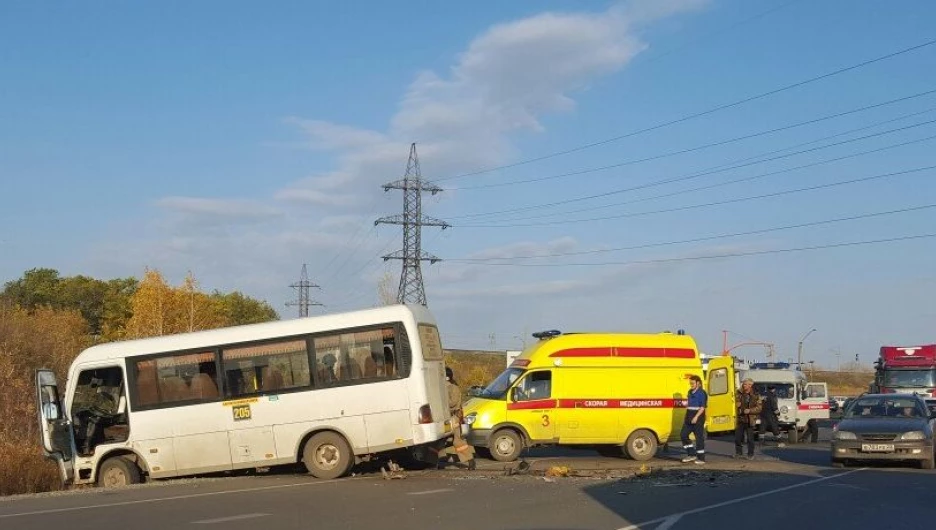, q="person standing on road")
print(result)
[681,375,708,465]
[759,386,785,448]
[442,367,476,470]
[735,378,763,459]
[800,418,819,443]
